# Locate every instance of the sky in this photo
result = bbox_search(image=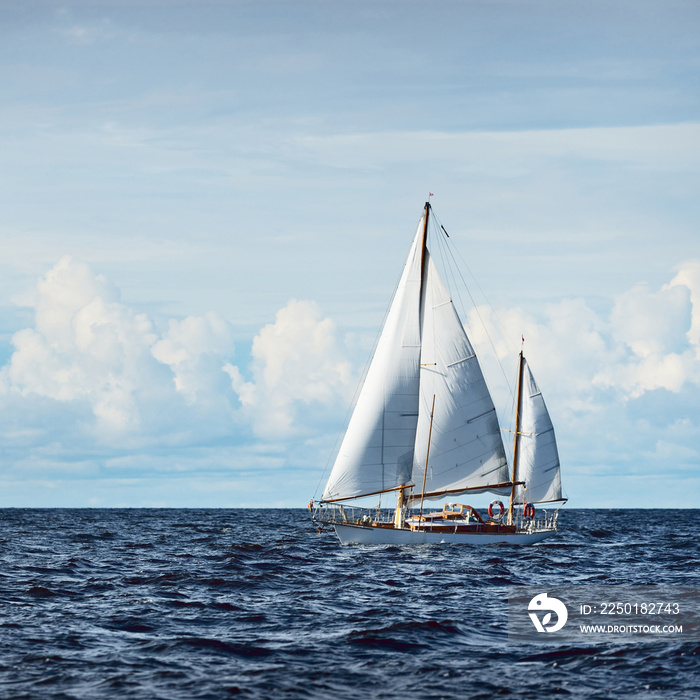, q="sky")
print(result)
[0,0,698,508]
